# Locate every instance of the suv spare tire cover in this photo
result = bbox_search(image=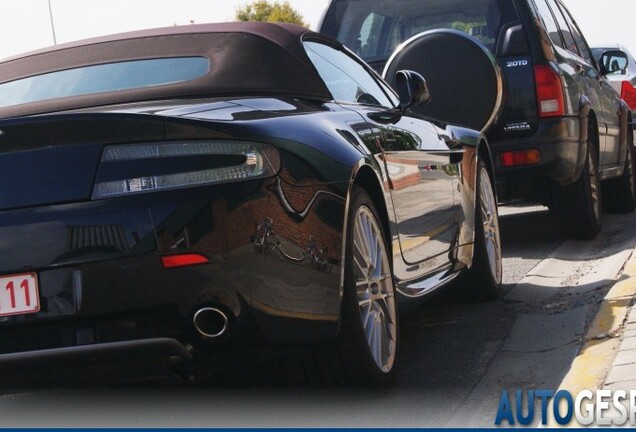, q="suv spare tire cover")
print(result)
[383,29,502,133]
